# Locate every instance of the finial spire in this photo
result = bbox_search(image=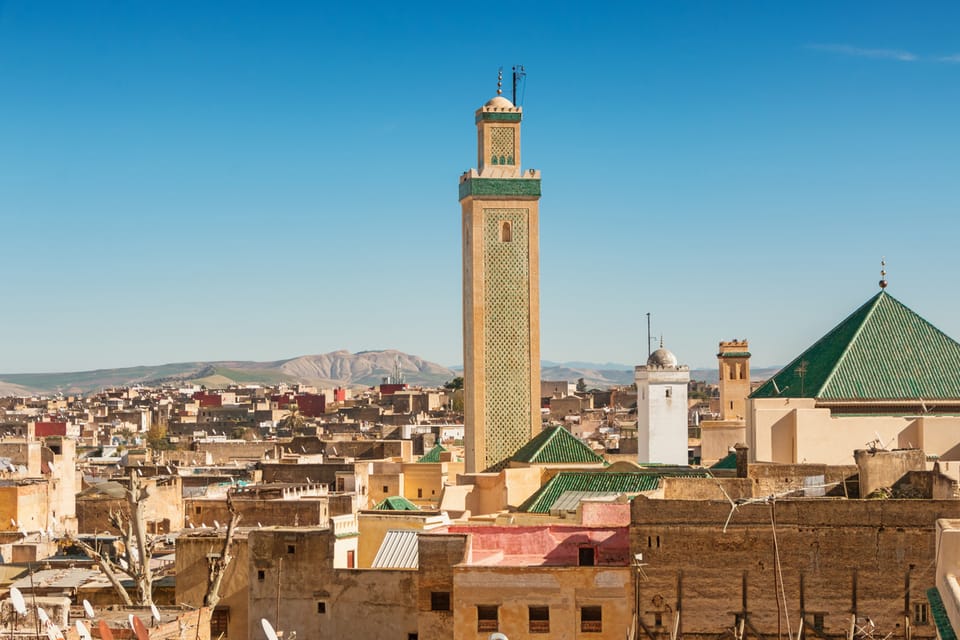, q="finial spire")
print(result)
[496,67,503,95]
[879,257,888,289]
[659,335,664,349]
